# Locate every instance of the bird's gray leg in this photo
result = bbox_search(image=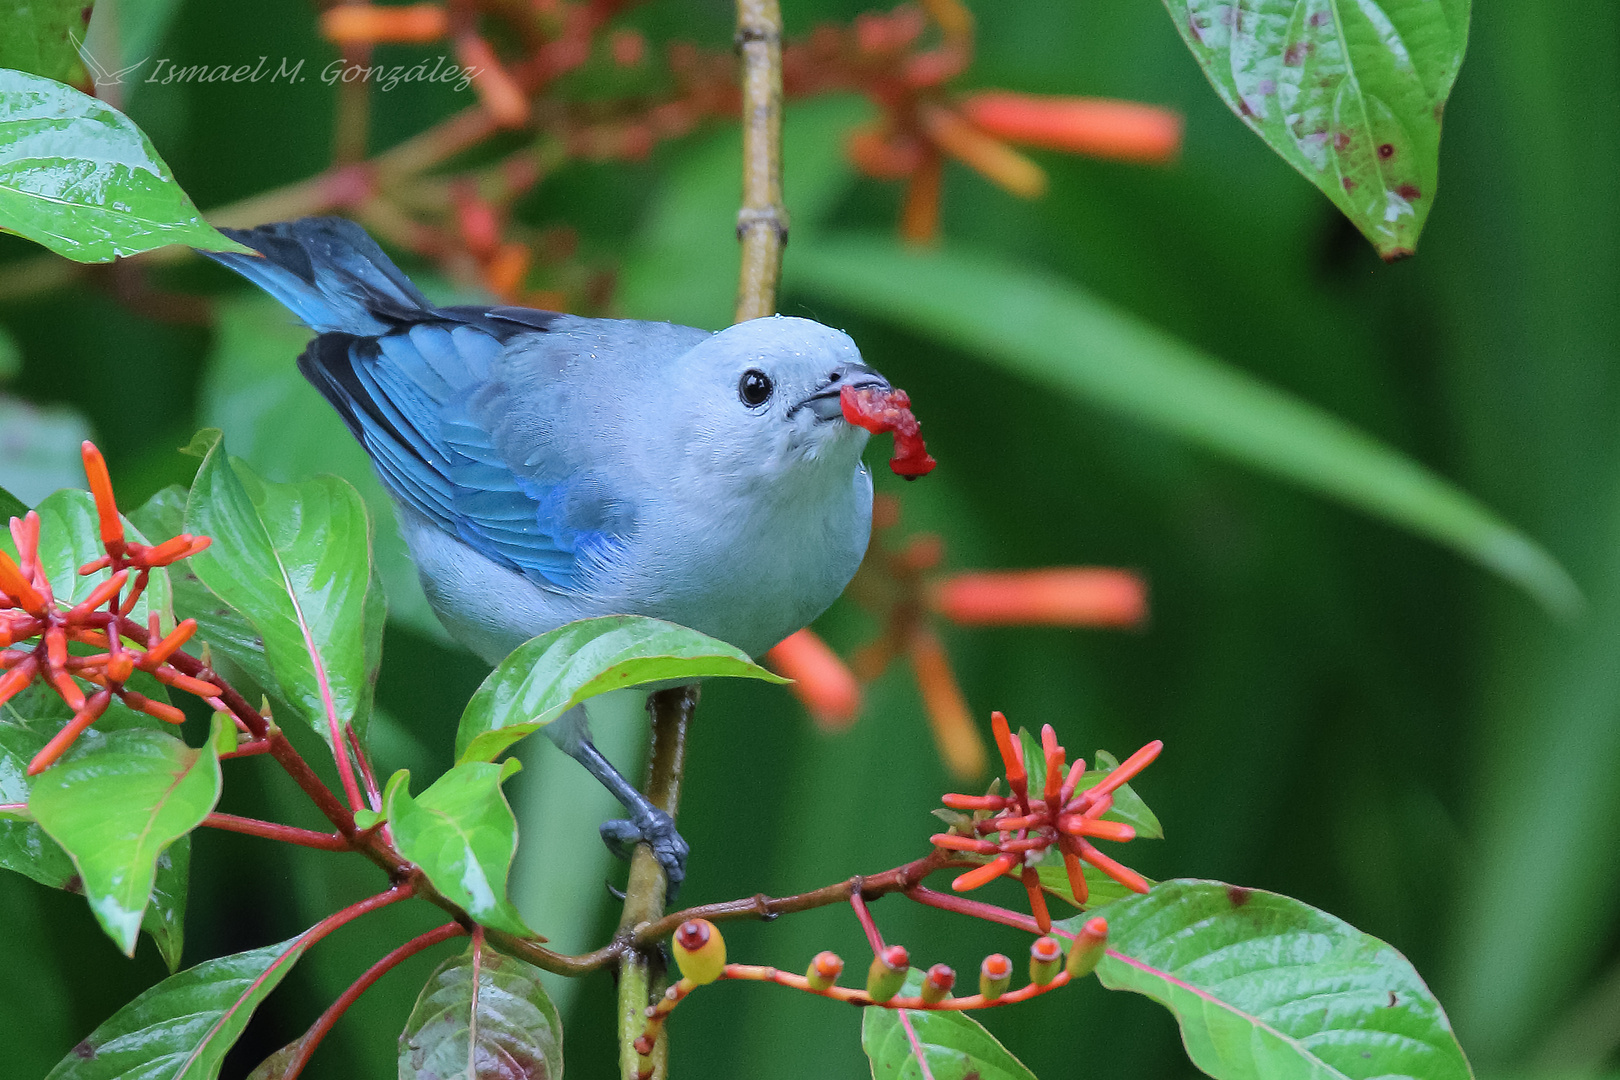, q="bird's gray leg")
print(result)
[567,737,689,893]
